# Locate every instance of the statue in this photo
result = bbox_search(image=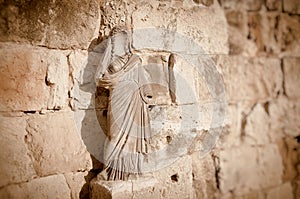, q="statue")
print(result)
[95,29,154,180]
